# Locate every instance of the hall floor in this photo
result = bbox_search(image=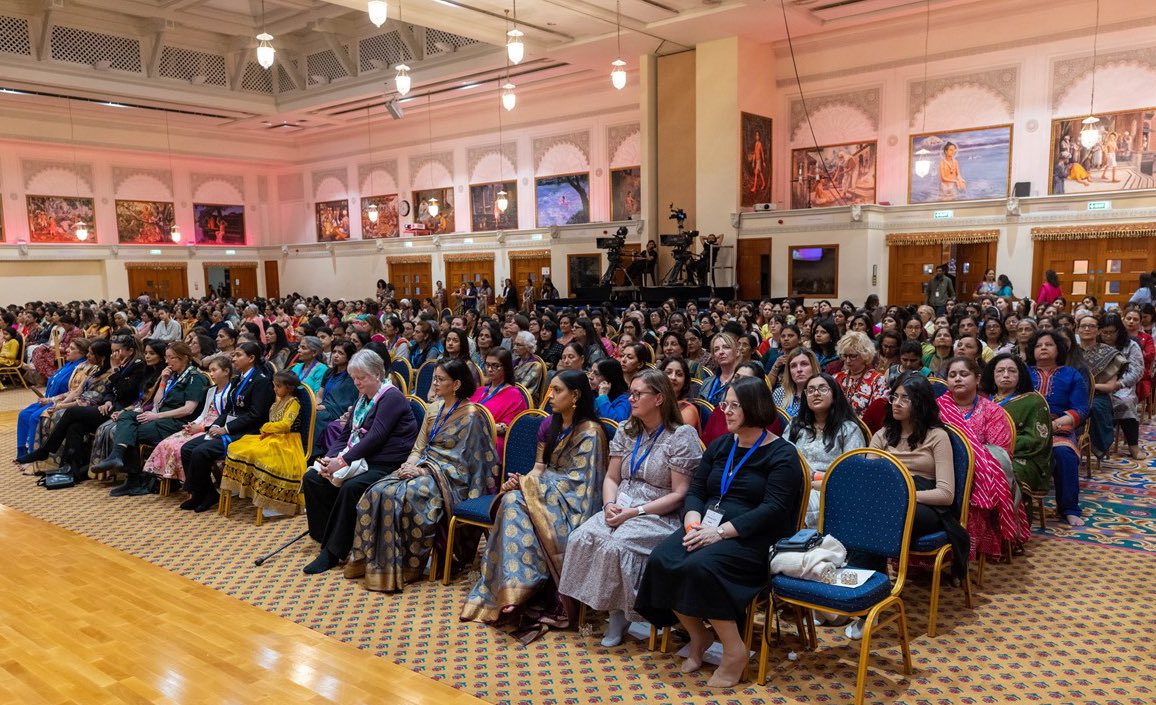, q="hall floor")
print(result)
[1,387,1153,705]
